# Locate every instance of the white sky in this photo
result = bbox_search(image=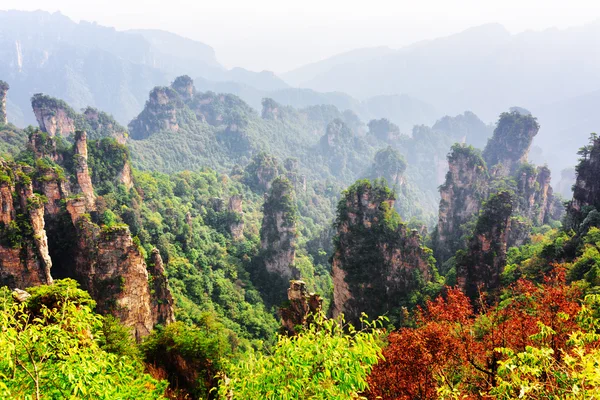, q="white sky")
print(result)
[3,0,600,73]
